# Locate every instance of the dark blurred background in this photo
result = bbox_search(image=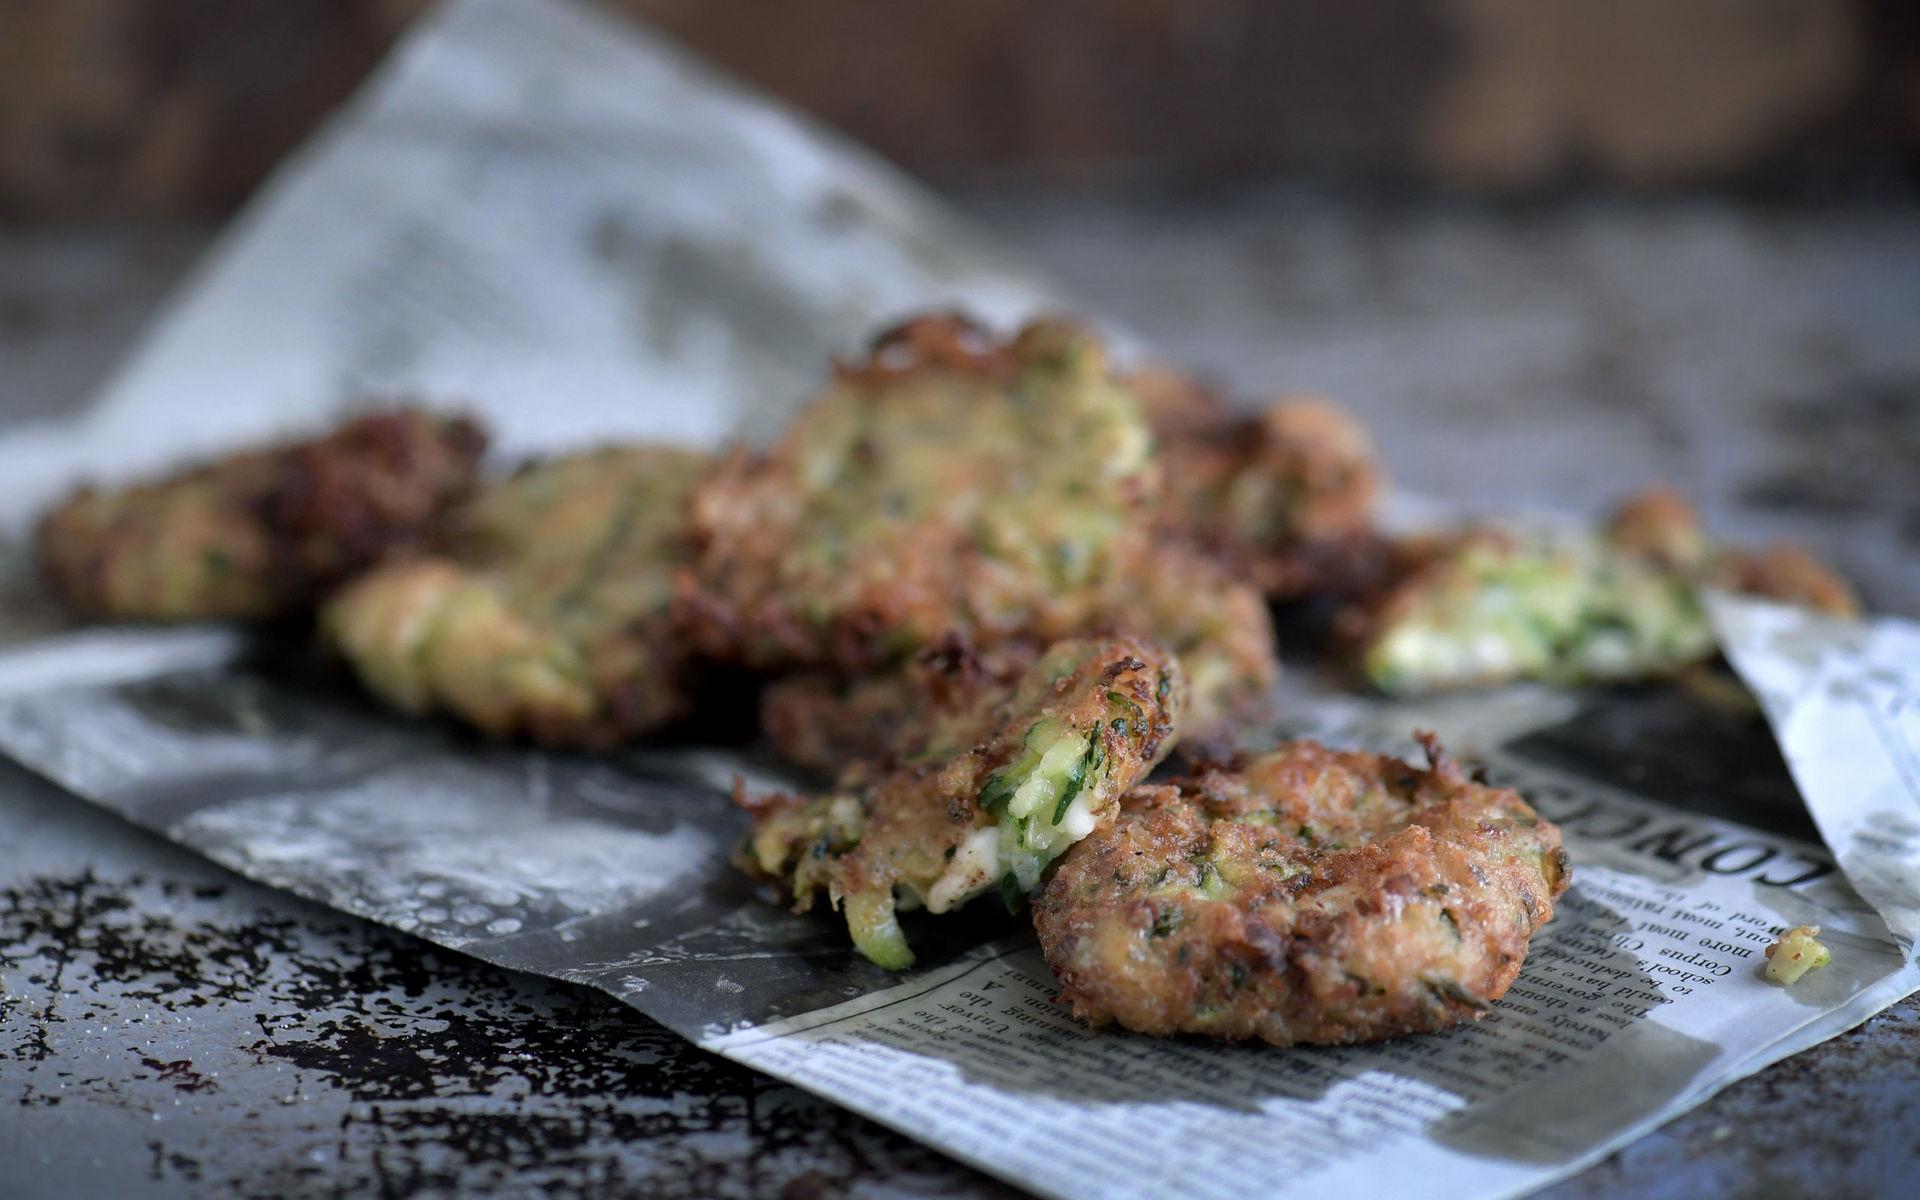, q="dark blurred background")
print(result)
[3,0,1918,220]
[3,0,1917,612]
